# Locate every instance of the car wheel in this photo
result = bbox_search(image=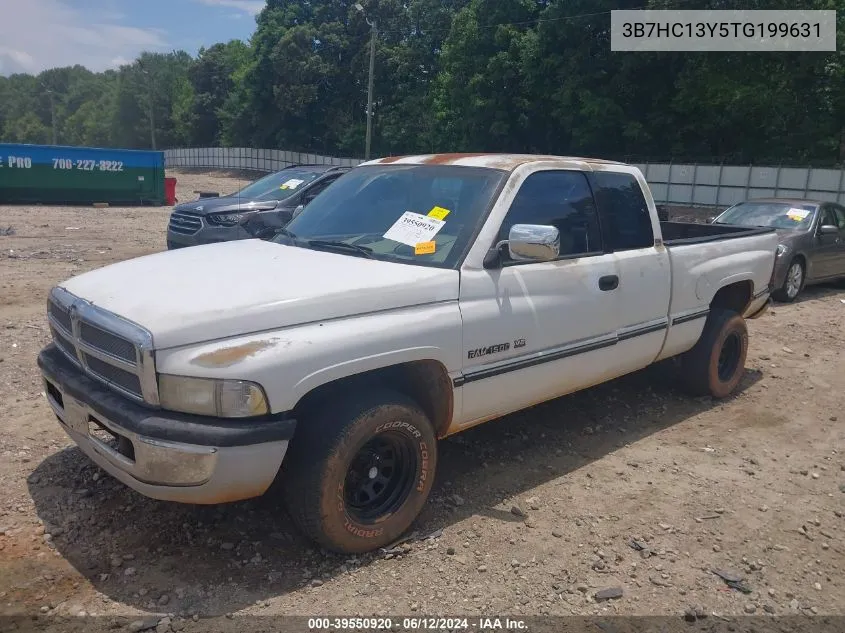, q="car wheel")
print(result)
[282,389,437,553]
[679,308,749,398]
[773,258,804,302]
